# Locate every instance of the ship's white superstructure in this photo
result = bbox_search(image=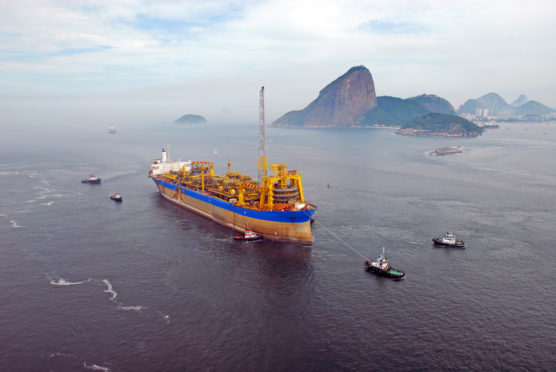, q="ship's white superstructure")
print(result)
[149,148,191,177]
